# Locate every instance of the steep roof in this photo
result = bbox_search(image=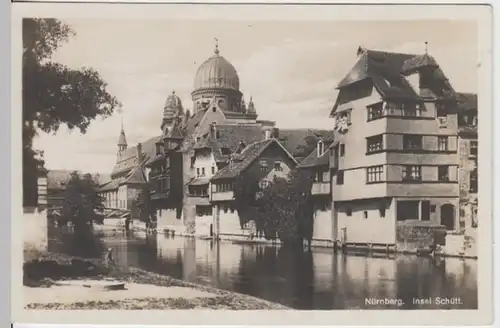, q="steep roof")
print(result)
[99,166,146,192]
[277,129,335,160]
[297,143,335,169]
[111,136,161,176]
[456,92,478,111]
[46,170,110,190]
[193,124,266,163]
[333,47,456,113]
[211,139,297,181]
